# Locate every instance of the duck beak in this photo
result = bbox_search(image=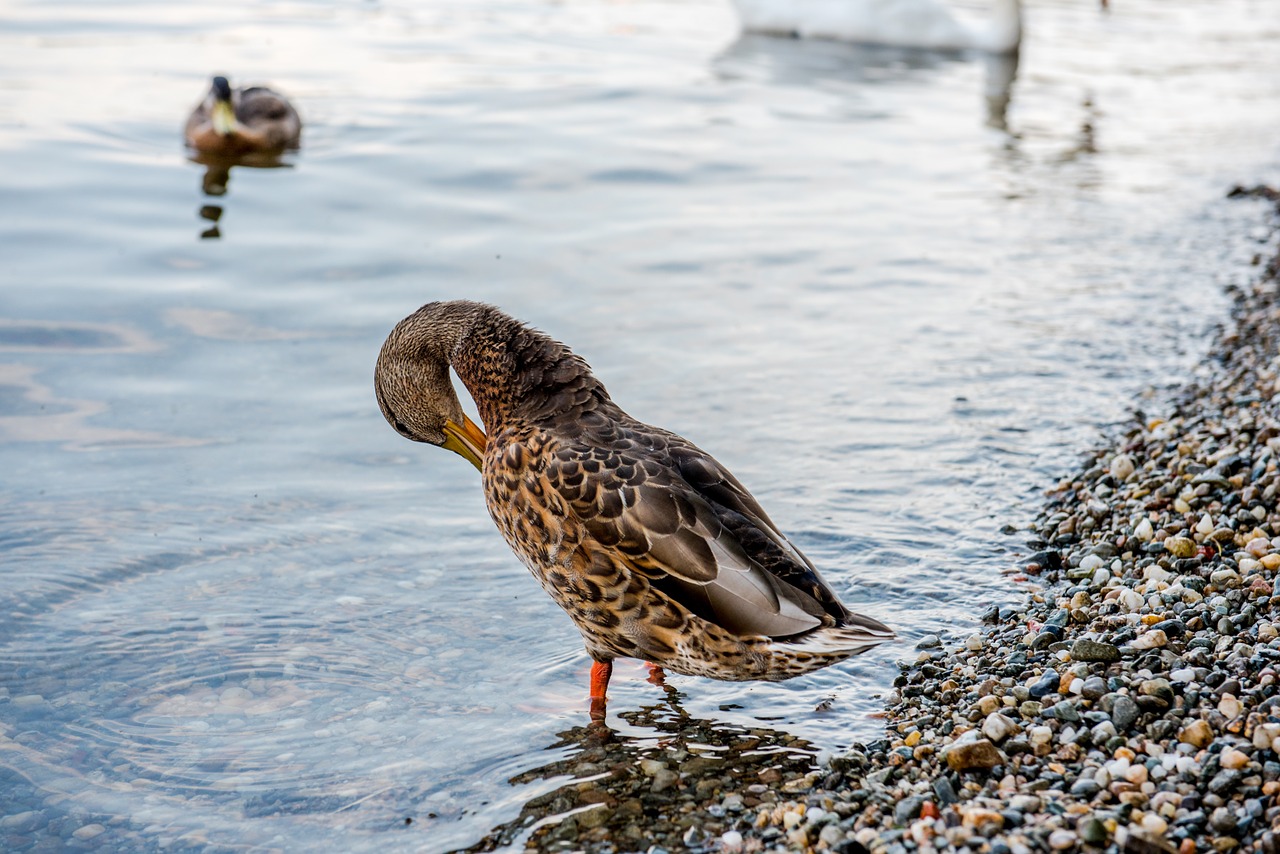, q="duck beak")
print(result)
[211,100,237,136]
[442,414,487,471]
